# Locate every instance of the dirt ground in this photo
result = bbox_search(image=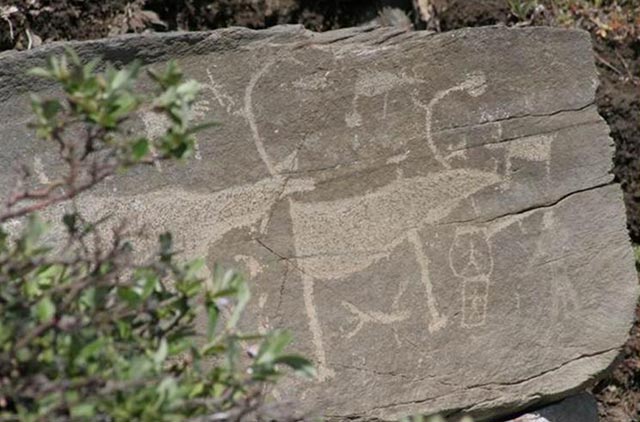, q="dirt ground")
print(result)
[1,0,639,420]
